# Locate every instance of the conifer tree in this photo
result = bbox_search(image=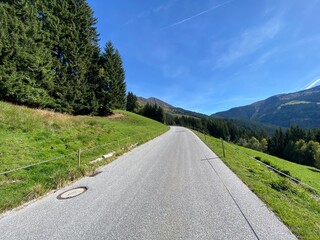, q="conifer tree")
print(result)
[0,0,126,116]
[100,41,126,110]
[126,91,138,112]
[0,1,55,107]
[141,104,164,123]
[93,55,111,116]
[39,0,100,114]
